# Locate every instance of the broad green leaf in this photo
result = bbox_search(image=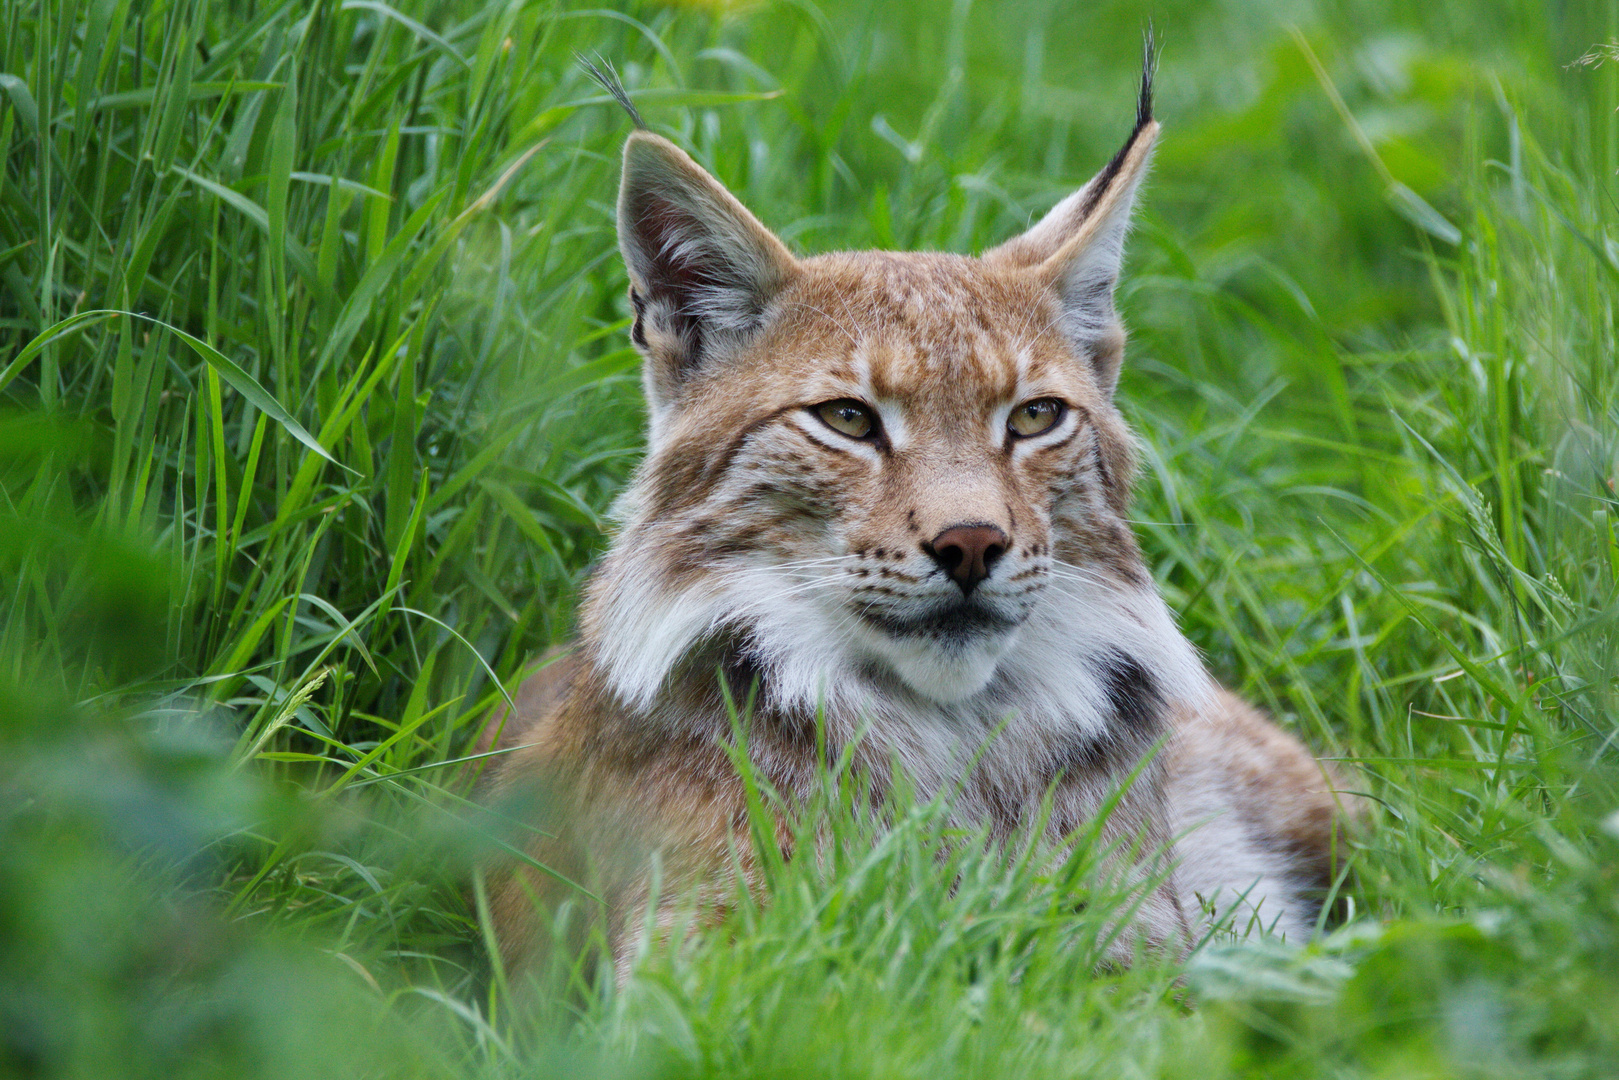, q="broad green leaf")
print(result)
[39,310,351,472]
[0,310,122,393]
[0,73,39,136]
